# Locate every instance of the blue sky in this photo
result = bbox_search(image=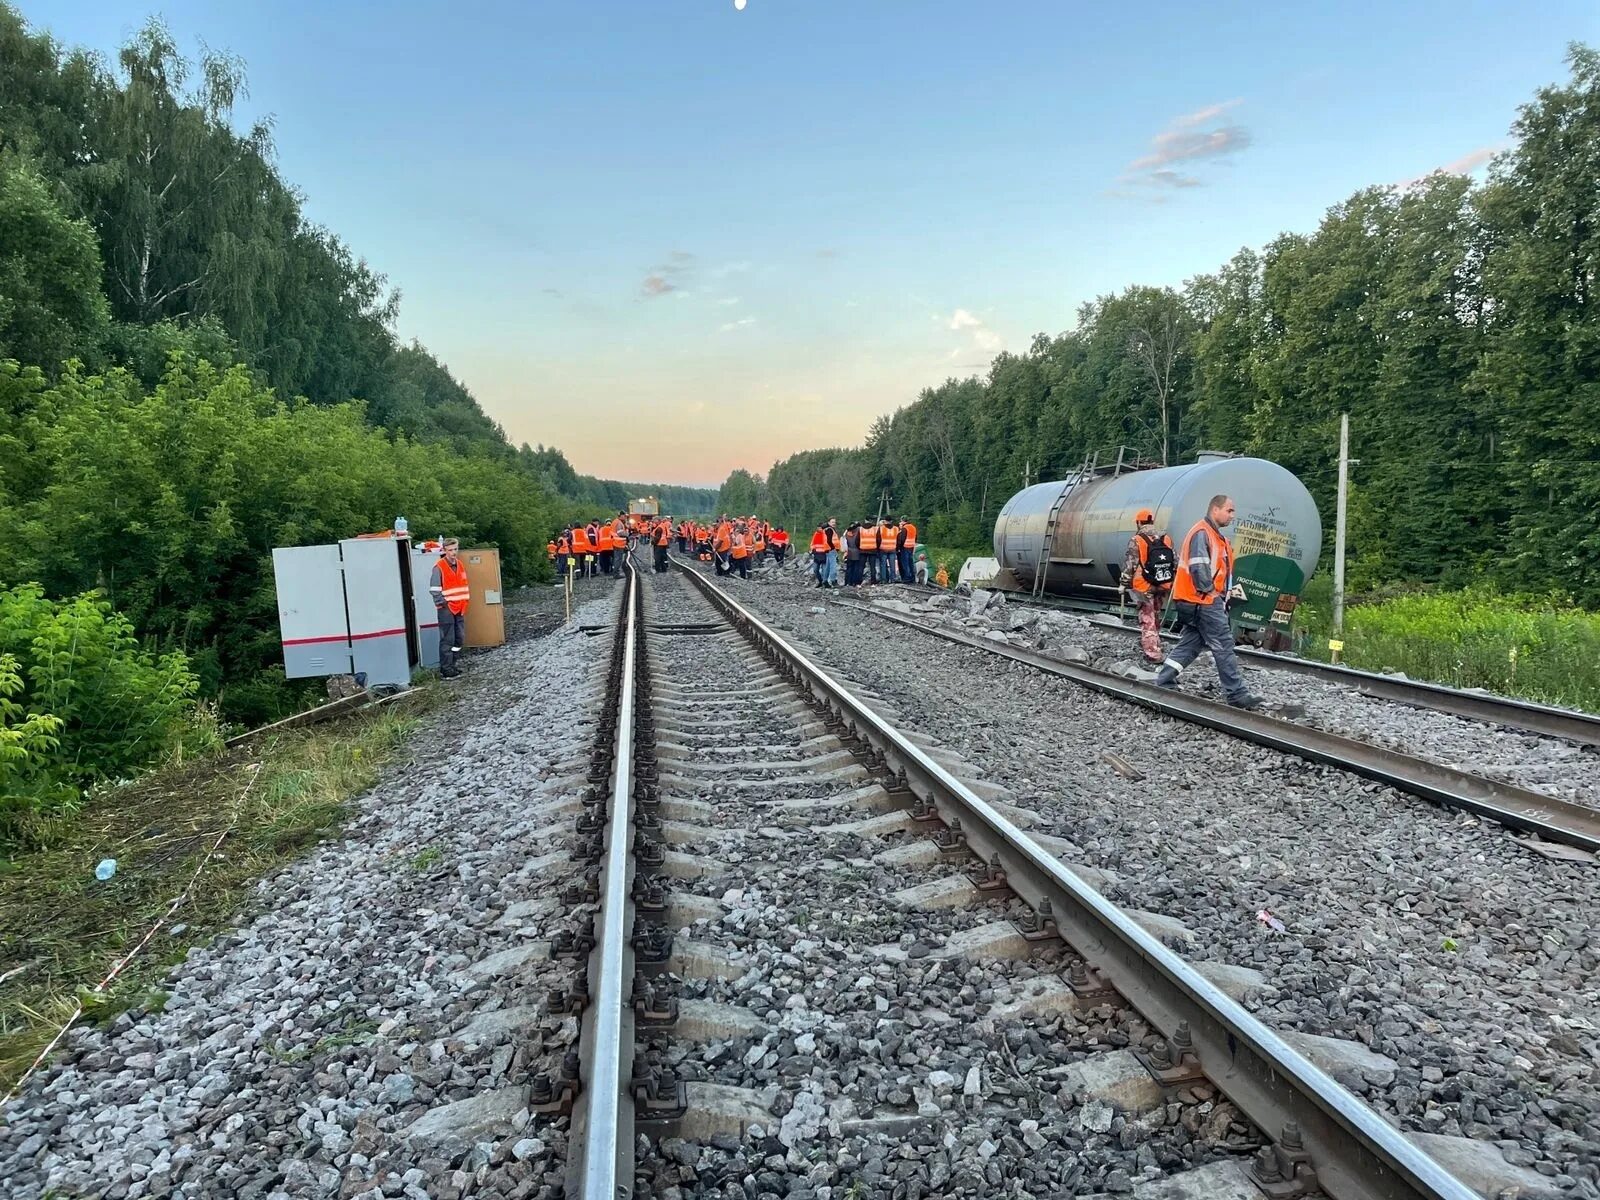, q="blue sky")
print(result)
[28,0,1600,485]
